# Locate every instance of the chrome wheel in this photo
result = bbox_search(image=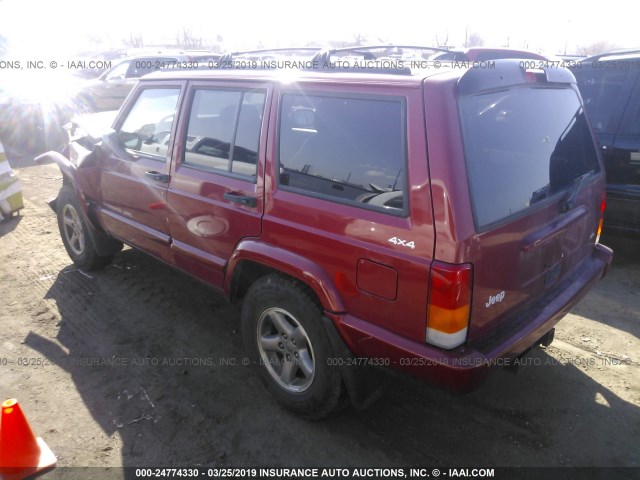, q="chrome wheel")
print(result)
[257,307,315,393]
[61,204,85,256]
